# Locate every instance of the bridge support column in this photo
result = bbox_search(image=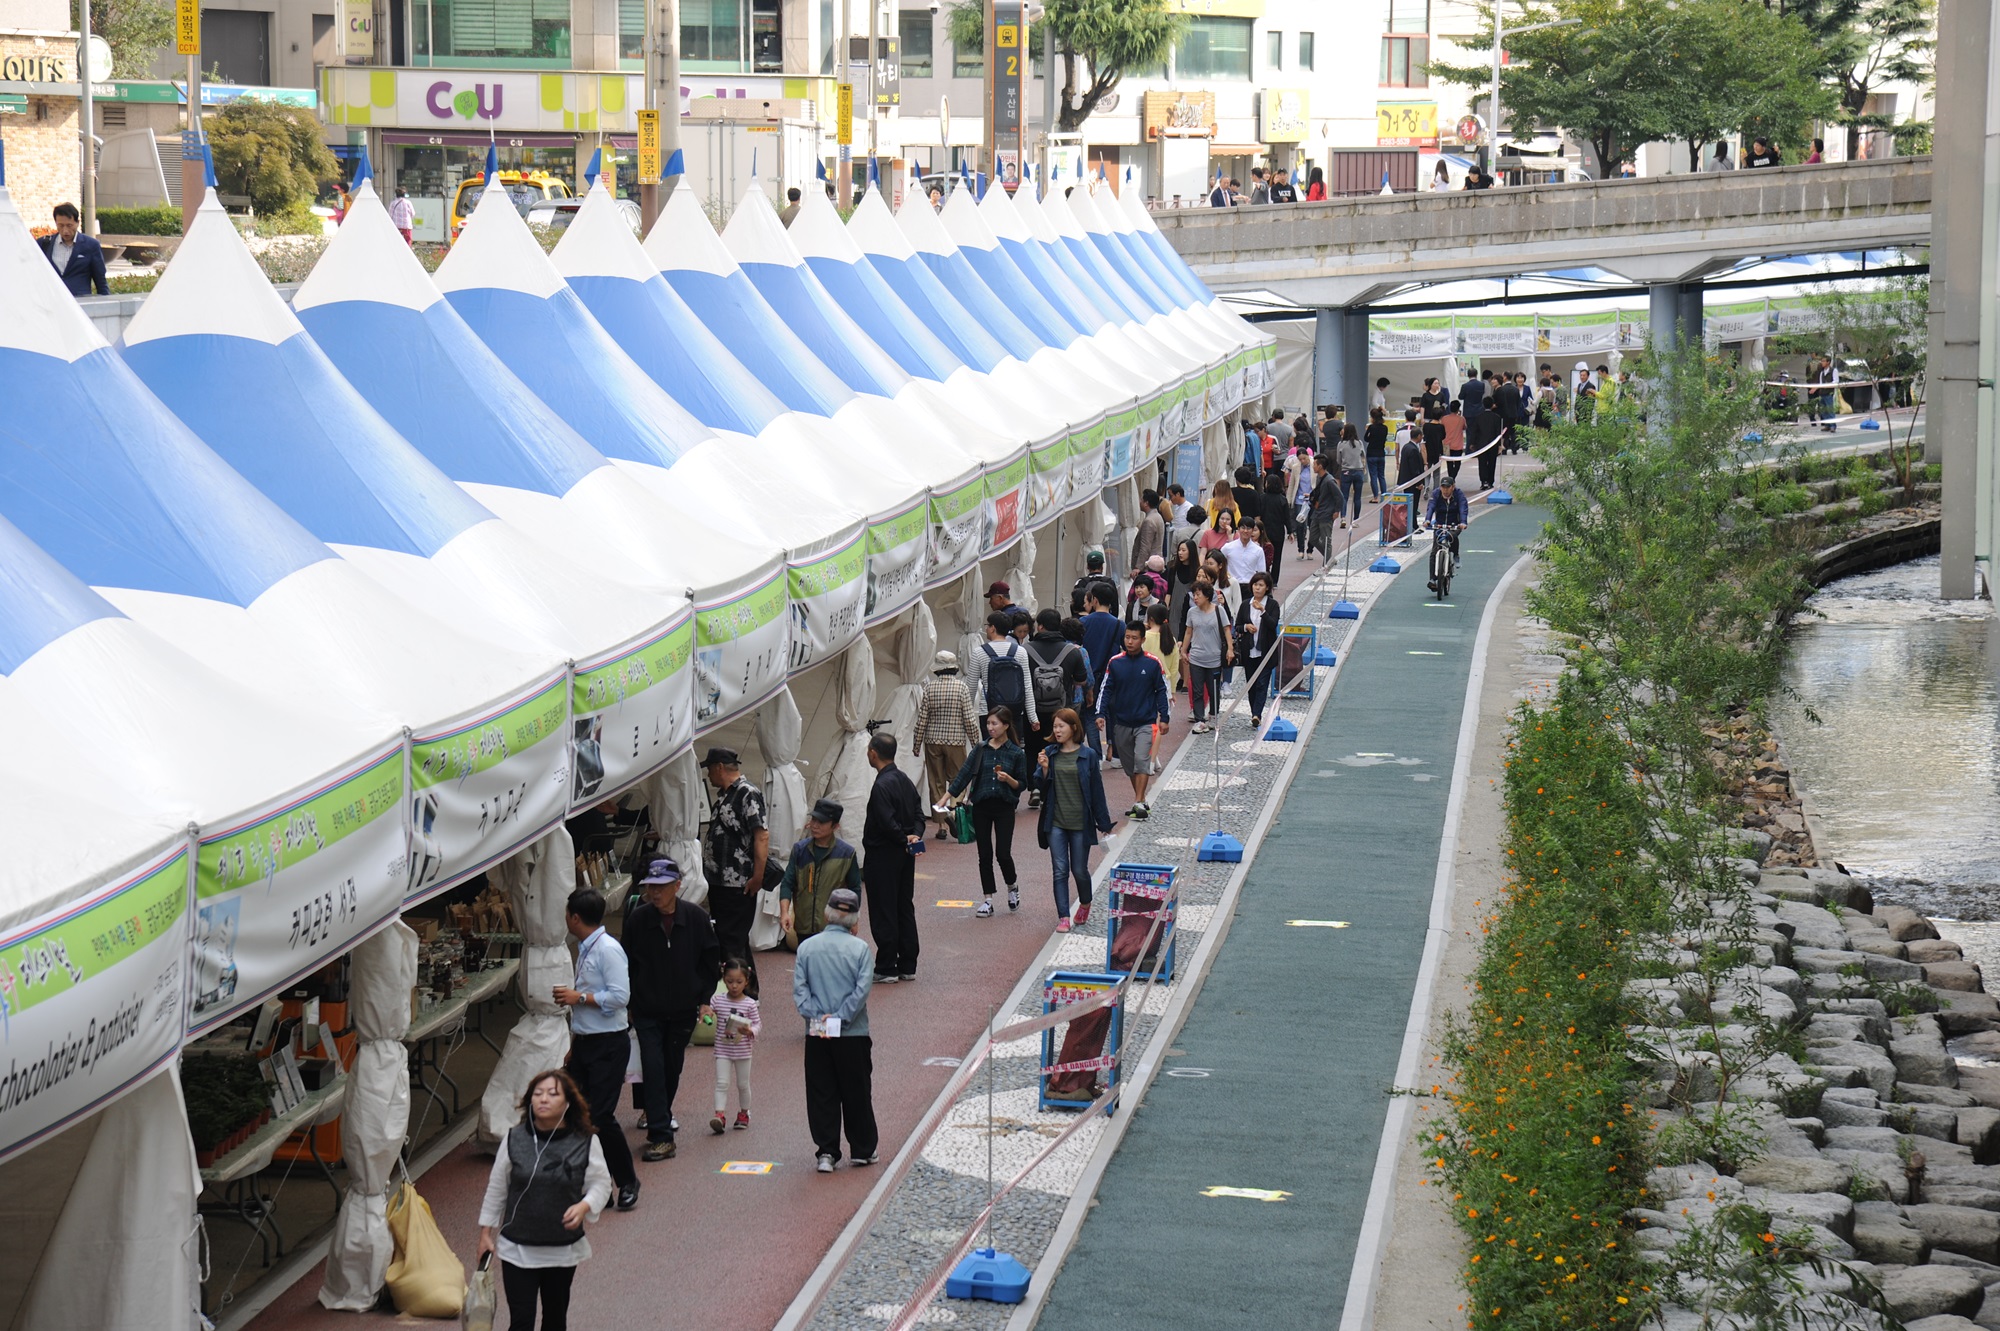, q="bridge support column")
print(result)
[1931,0,1987,600]
[1648,281,1703,354]
[1313,306,1369,421]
